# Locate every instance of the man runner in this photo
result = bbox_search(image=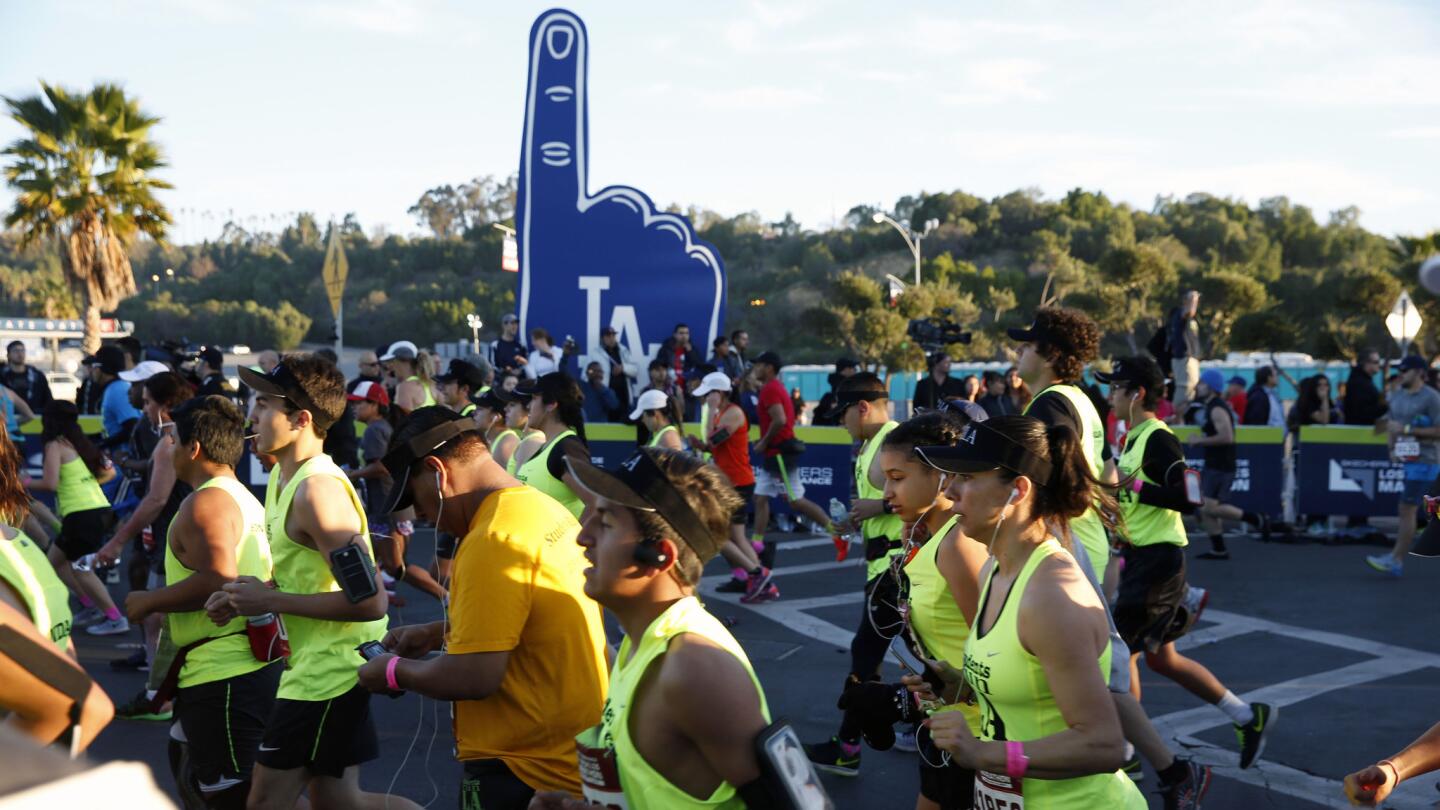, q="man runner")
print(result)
[530,447,829,810]
[1367,355,1440,577]
[125,395,283,808]
[436,359,486,417]
[1187,370,1271,560]
[750,351,835,568]
[806,372,909,776]
[211,355,407,810]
